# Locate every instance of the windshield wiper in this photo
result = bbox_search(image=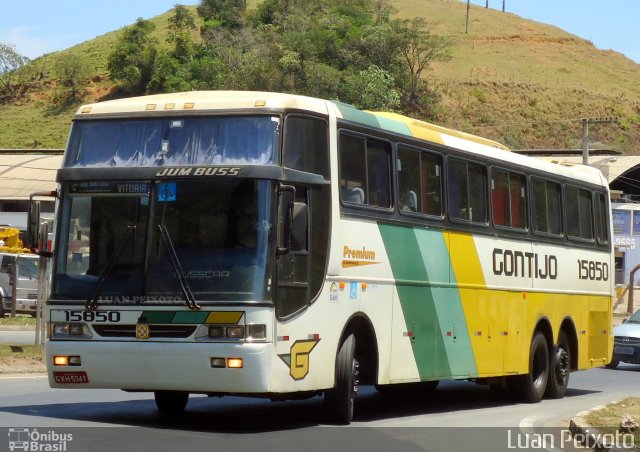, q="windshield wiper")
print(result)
[85,226,135,311]
[157,224,200,311]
